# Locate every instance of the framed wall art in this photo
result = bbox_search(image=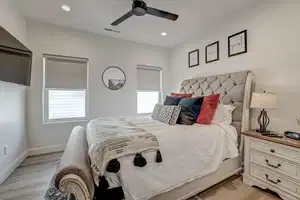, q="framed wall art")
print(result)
[228,30,247,57]
[205,41,219,63]
[188,49,199,68]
